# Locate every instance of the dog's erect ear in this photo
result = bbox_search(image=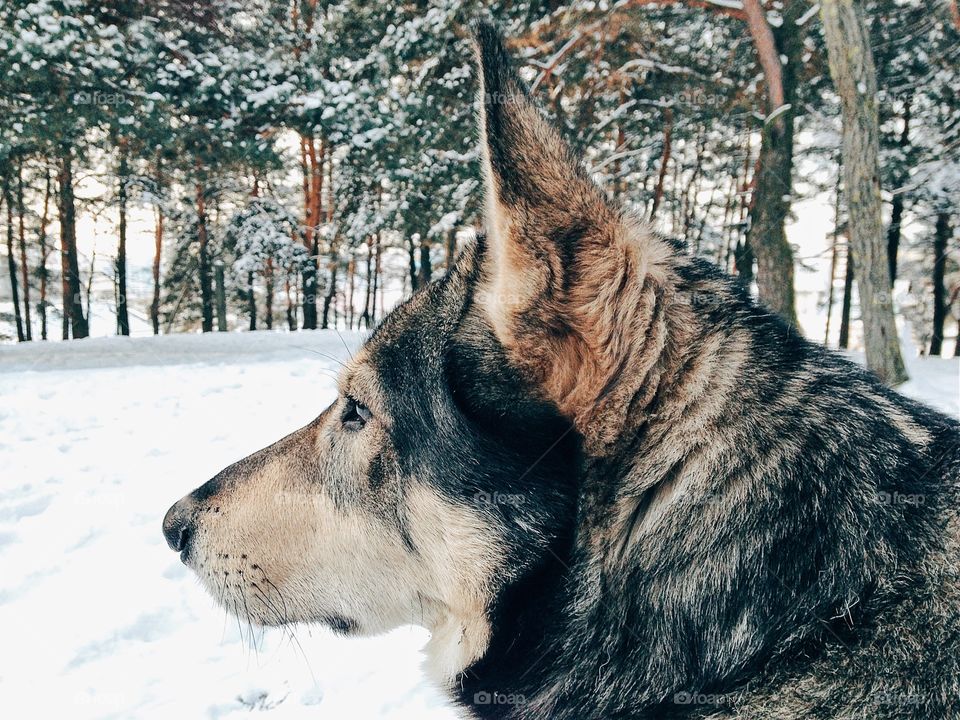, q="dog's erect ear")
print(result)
[472,23,669,442]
